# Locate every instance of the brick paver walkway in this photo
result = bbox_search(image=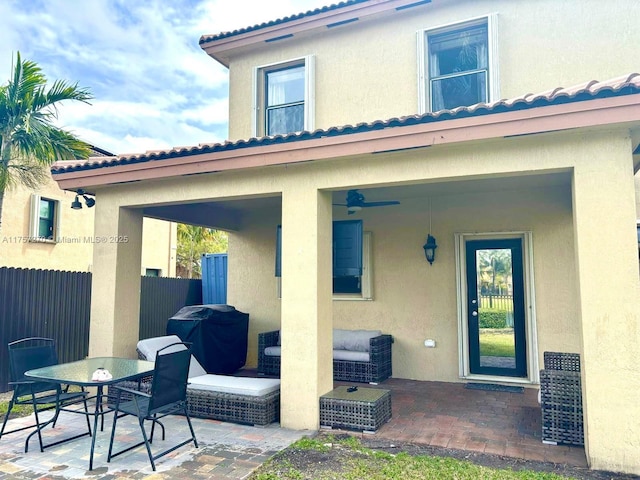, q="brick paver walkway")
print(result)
[334,378,587,467]
[0,408,310,479]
